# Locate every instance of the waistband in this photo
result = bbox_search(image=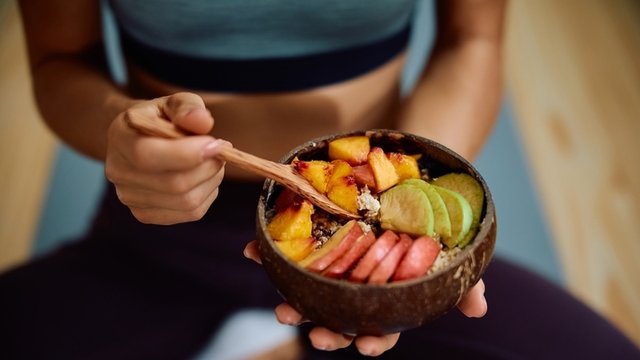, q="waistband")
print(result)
[120,25,411,93]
